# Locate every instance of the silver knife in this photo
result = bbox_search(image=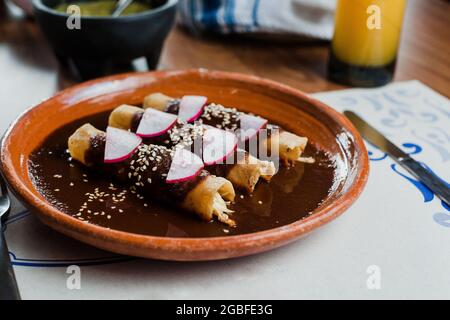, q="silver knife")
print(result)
[344,110,450,206]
